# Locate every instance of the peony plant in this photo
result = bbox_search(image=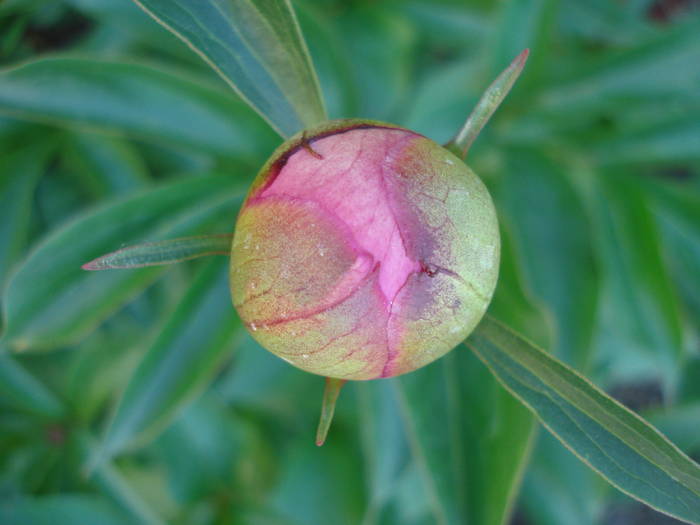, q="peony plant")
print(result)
[85,48,527,443]
[32,0,698,522]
